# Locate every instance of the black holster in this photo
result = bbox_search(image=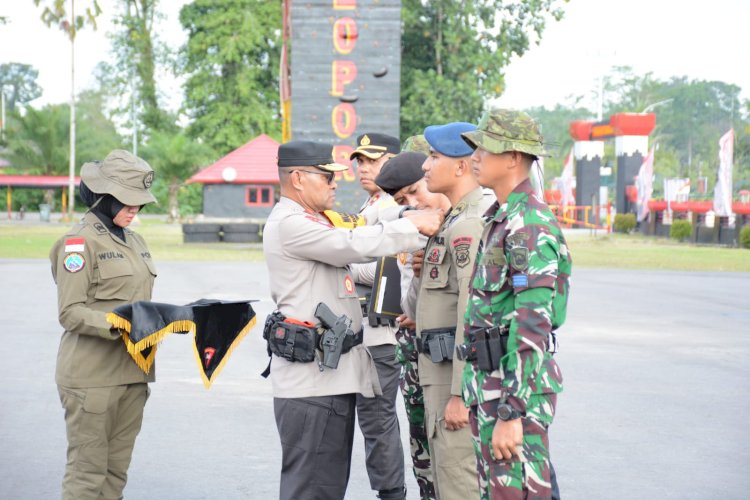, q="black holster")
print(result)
[419,327,456,363]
